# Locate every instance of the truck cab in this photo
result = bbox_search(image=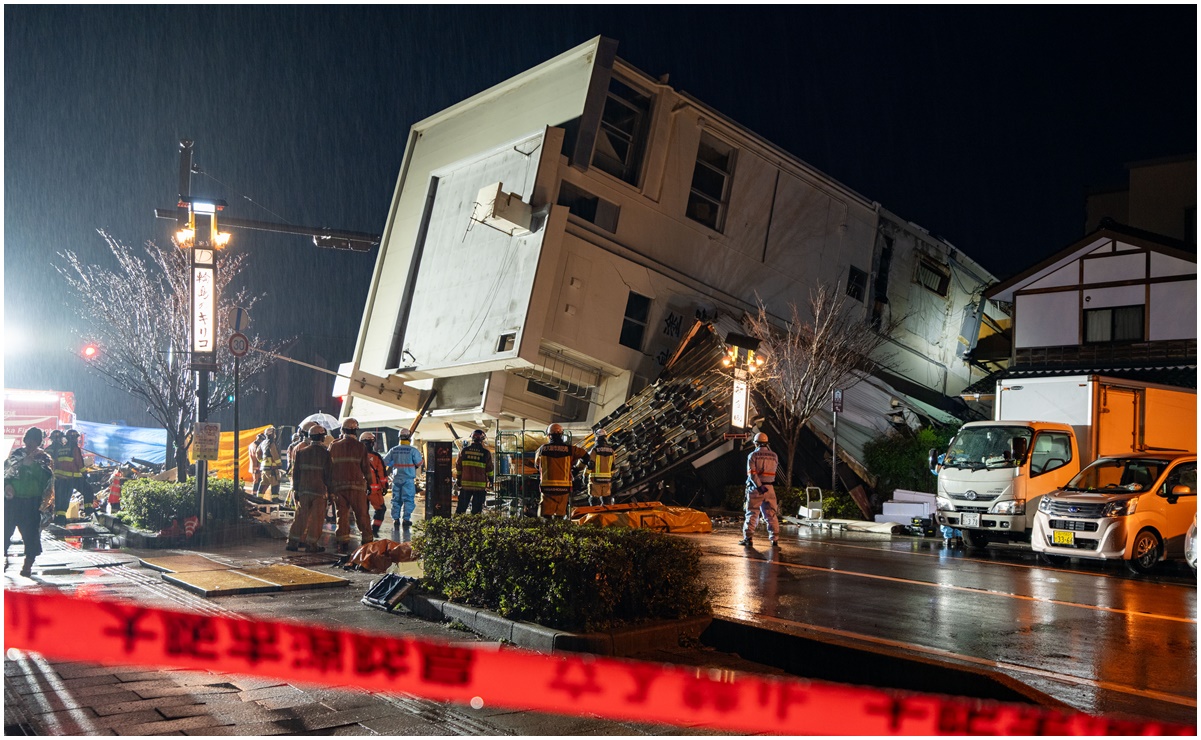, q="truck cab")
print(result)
[933,421,1079,547]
